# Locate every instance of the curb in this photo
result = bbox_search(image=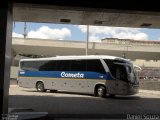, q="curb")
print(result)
[139,89,160,95]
